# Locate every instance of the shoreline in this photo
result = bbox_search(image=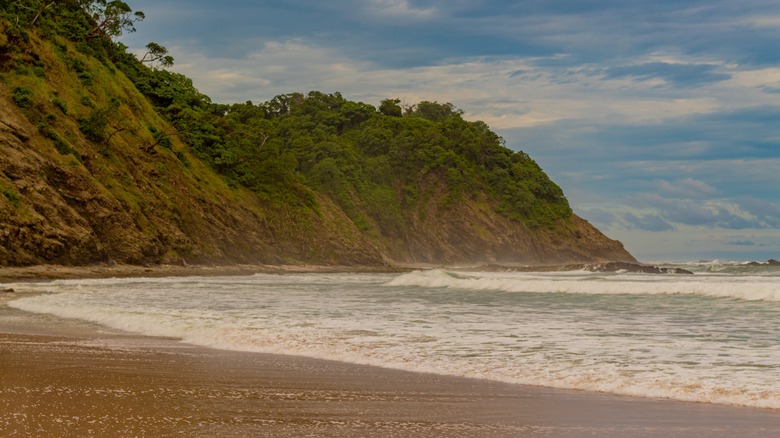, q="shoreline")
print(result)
[0,259,701,283]
[0,262,411,282]
[3,295,780,436]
